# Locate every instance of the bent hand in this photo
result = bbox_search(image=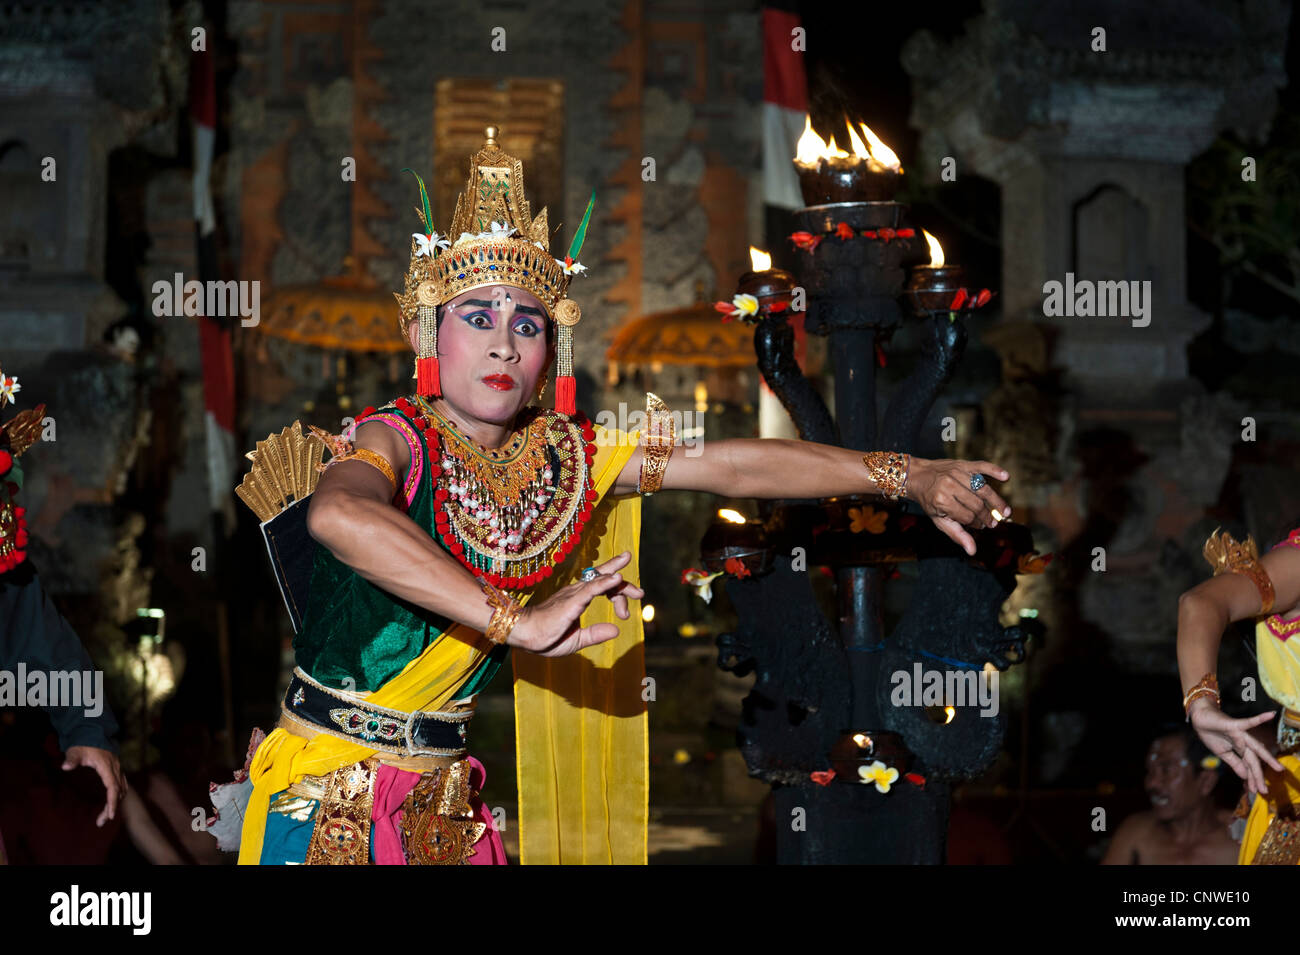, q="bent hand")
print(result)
[63,745,127,828]
[906,458,1011,557]
[1189,698,1284,796]
[508,550,646,657]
